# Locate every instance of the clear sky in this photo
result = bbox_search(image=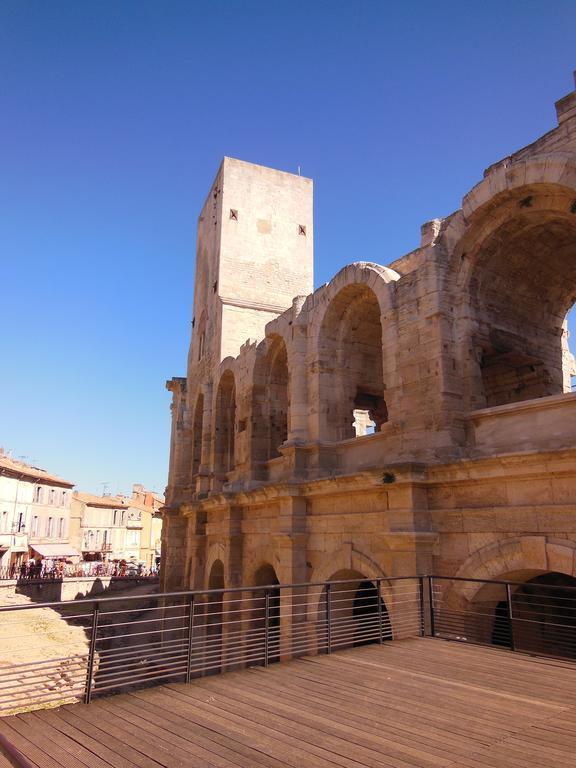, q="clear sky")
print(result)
[1,0,575,496]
